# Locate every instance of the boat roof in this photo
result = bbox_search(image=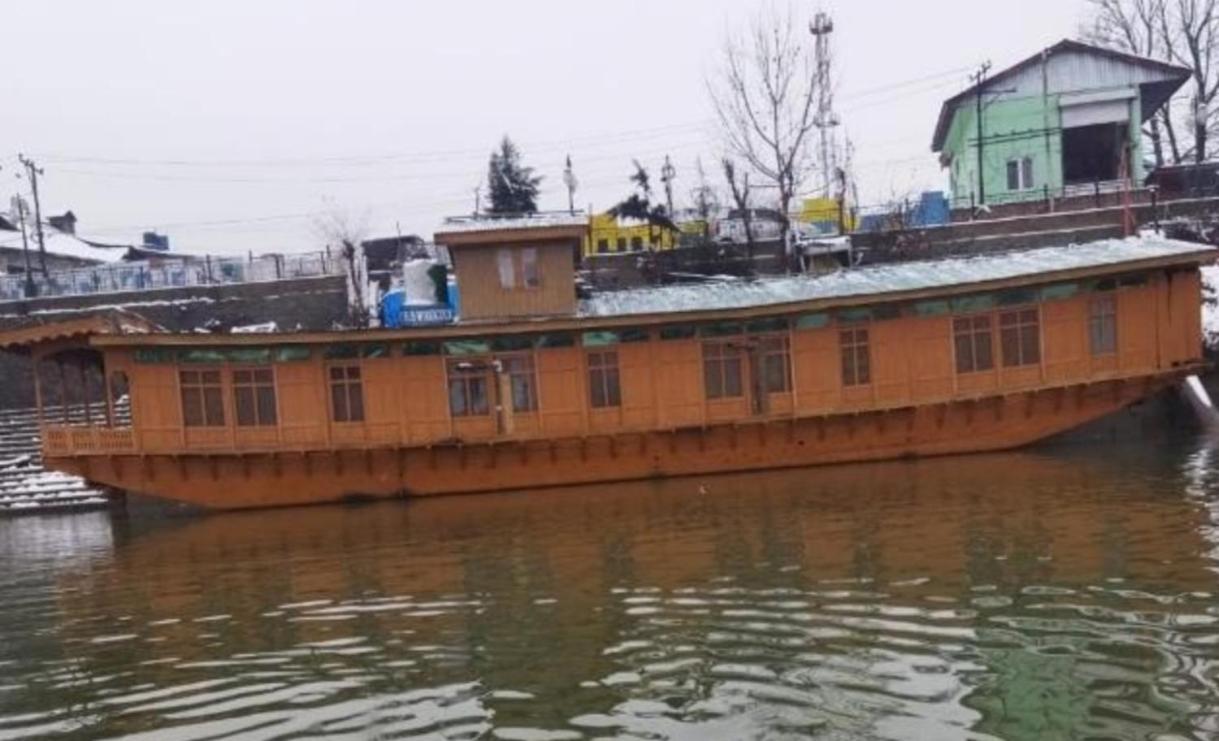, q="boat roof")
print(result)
[0,311,162,354]
[434,213,589,247]
[77,236,1215,349]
